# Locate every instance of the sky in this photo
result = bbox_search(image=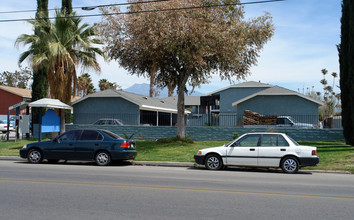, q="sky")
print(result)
[0,0,342,95]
